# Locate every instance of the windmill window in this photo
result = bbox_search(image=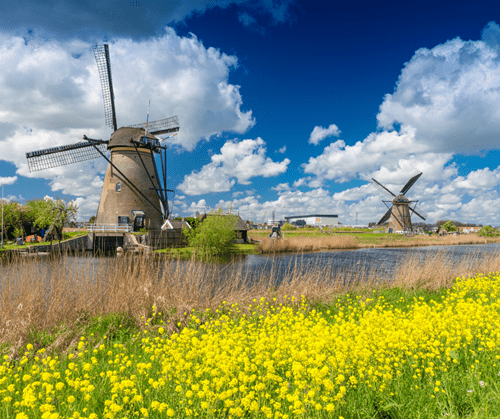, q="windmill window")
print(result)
[116,182,121,192]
